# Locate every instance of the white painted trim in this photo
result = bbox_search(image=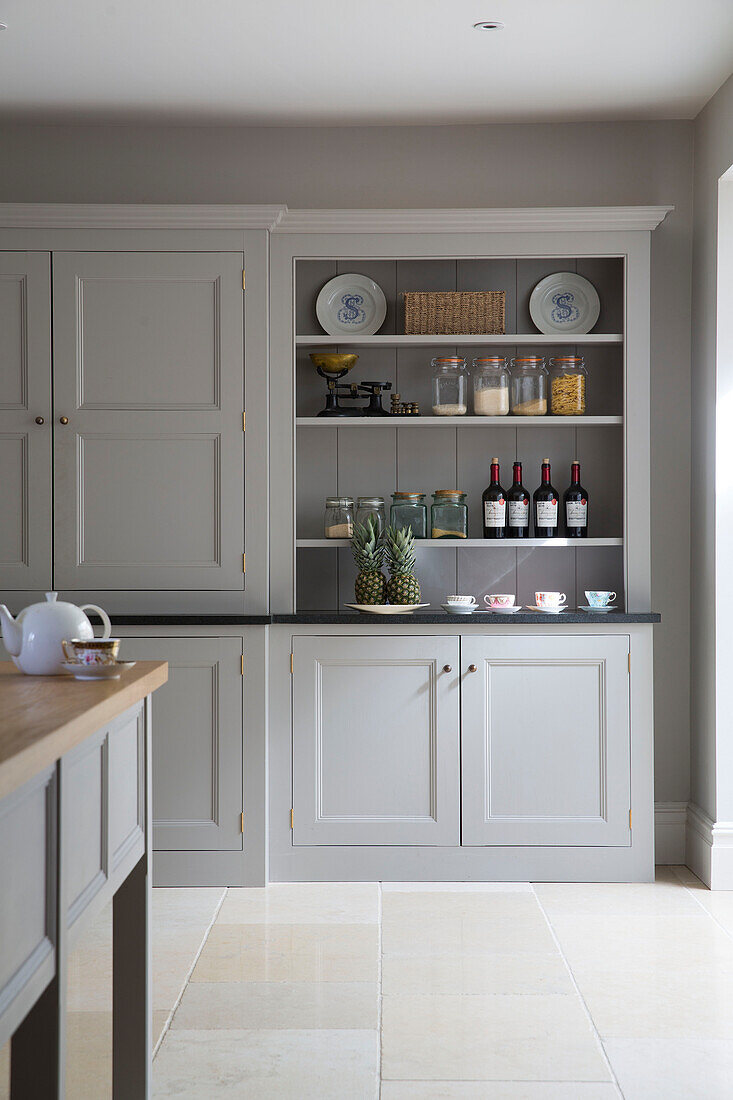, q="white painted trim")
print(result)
[276,206,674,234]
[0,204,287,230]
[686,803,733,888]
[654,801,687,864]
